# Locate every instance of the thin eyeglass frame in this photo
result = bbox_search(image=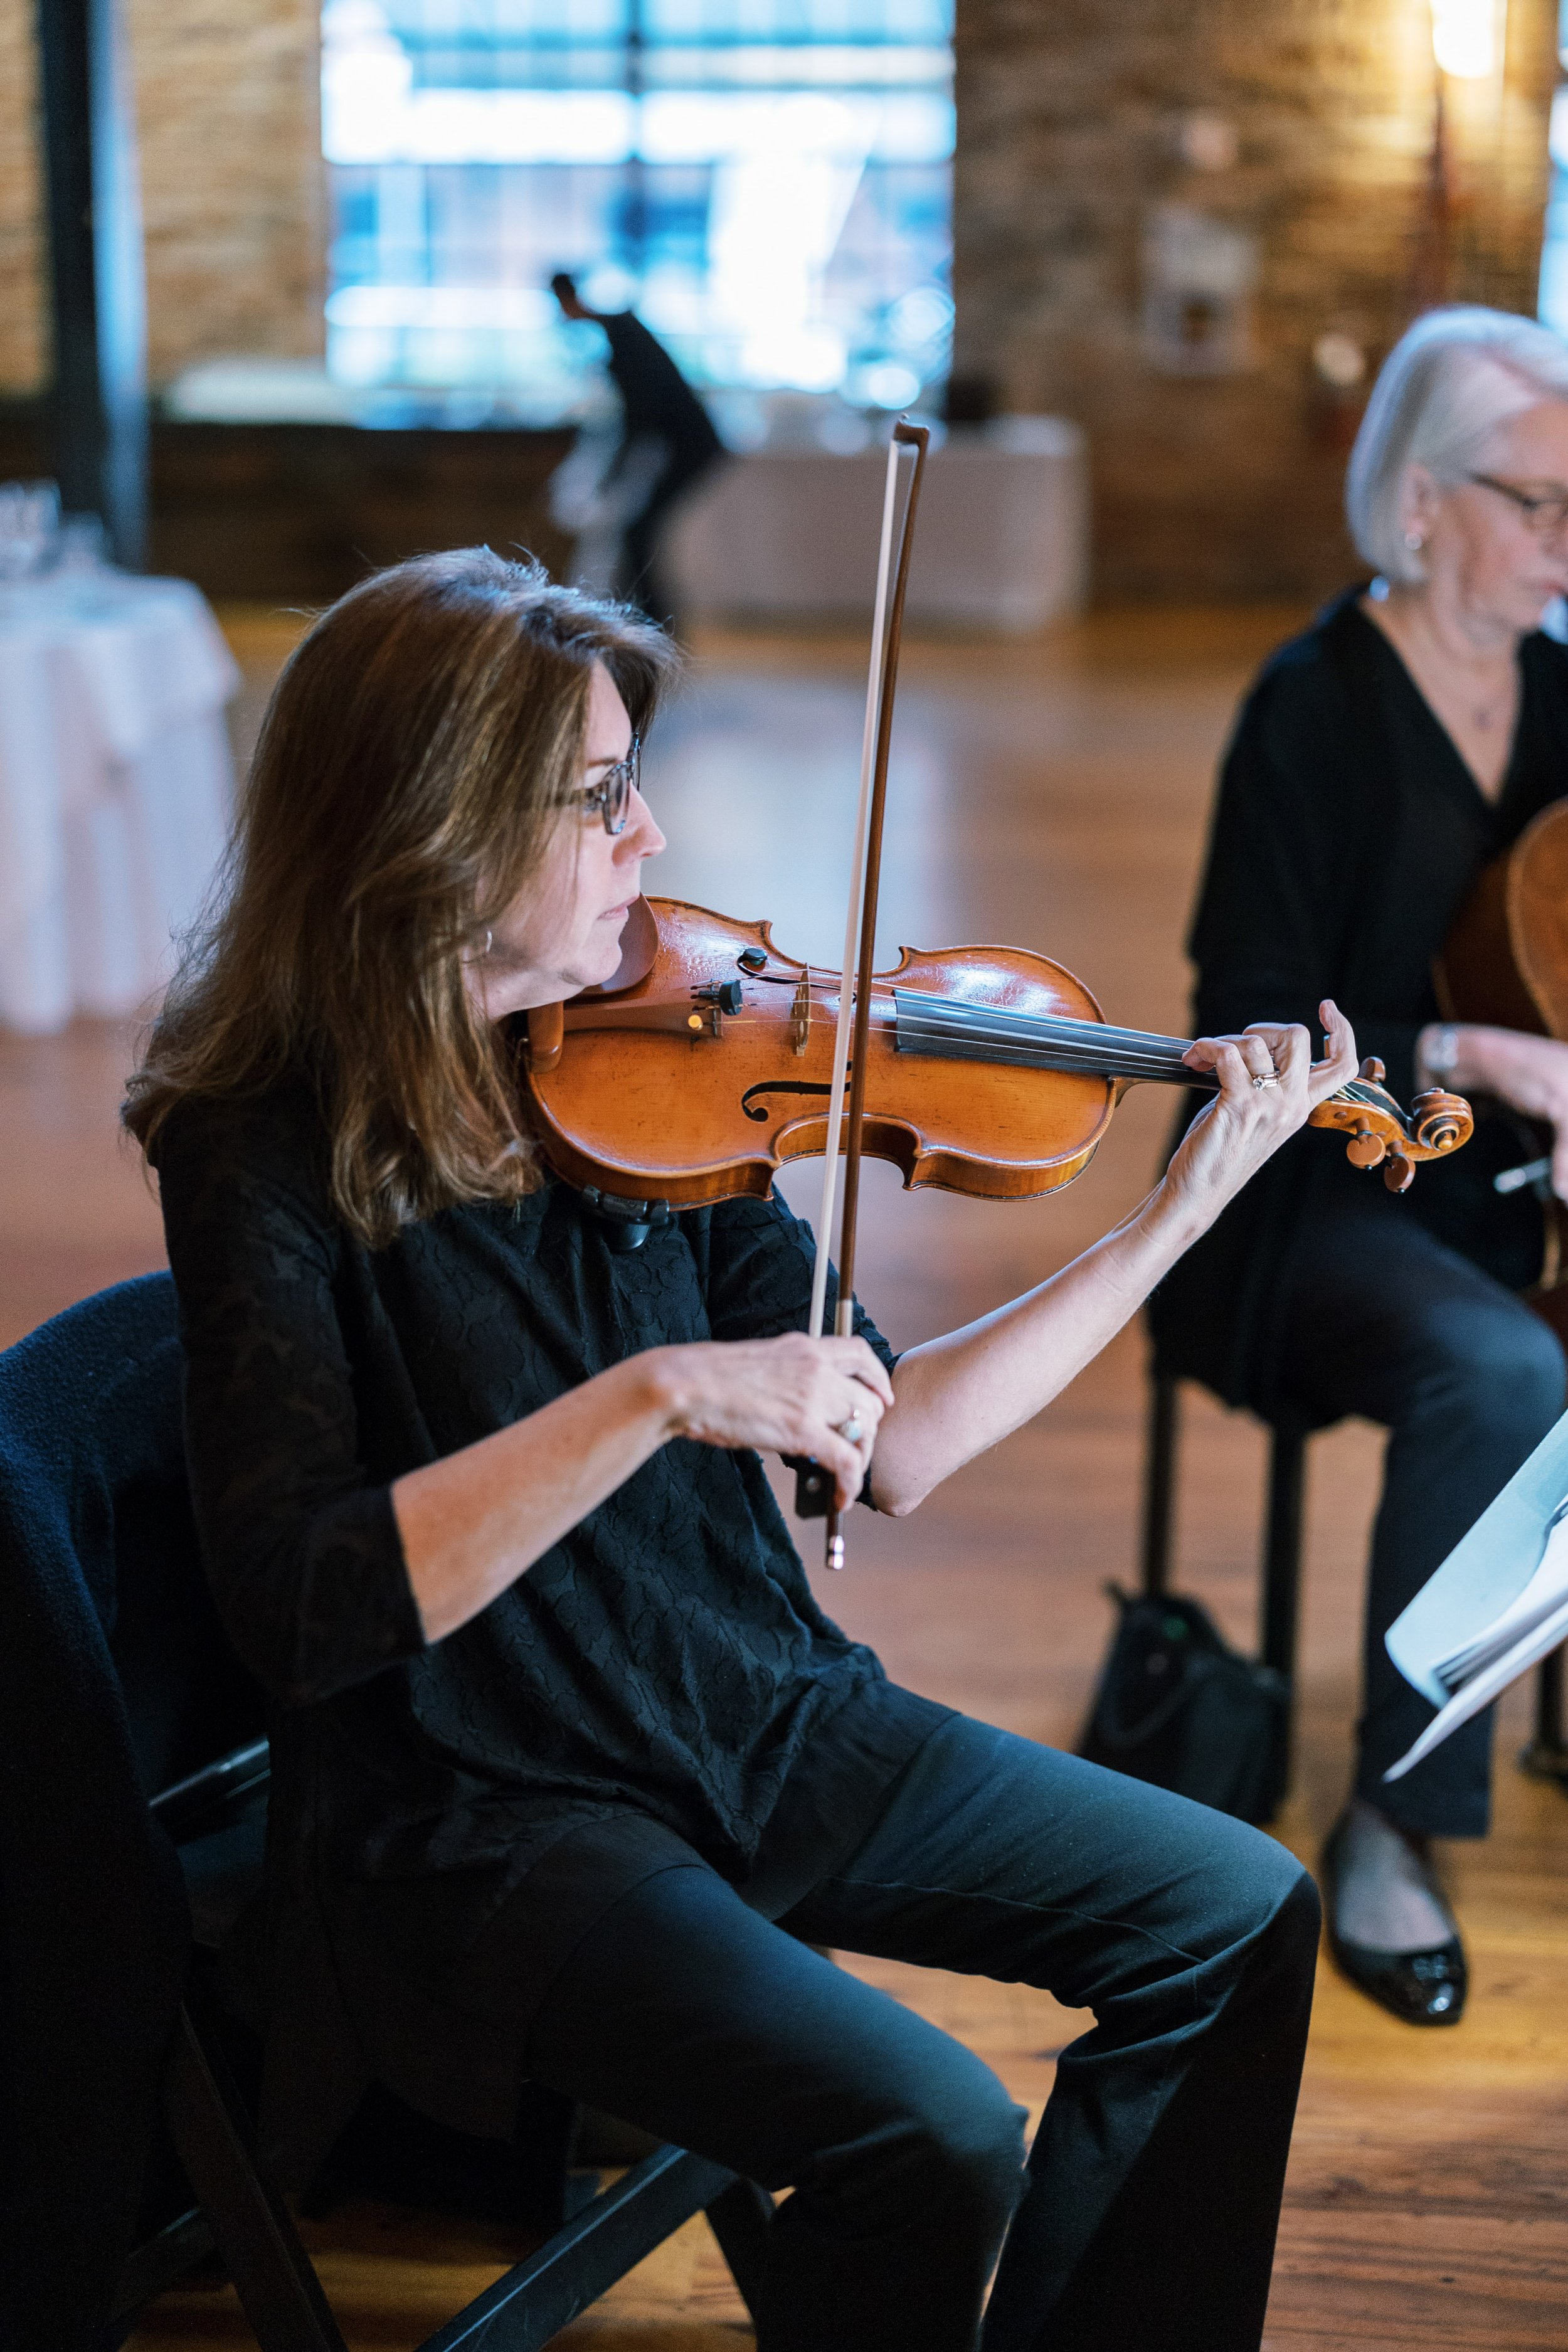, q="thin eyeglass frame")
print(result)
[583,734,642,835]
[1467,474,1568,536]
